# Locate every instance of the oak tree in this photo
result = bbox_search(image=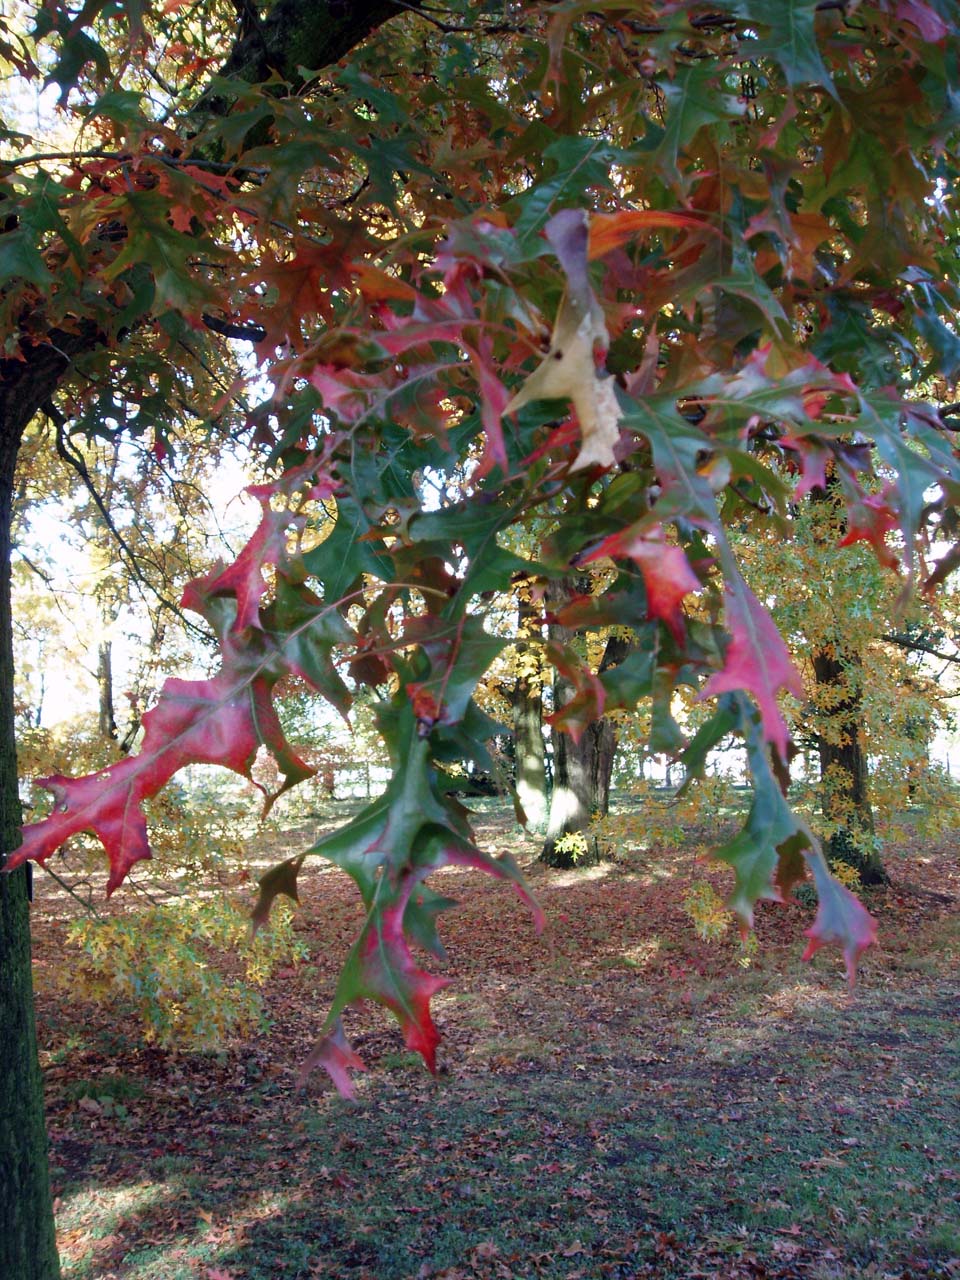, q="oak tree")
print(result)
[2,4,959,1277]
